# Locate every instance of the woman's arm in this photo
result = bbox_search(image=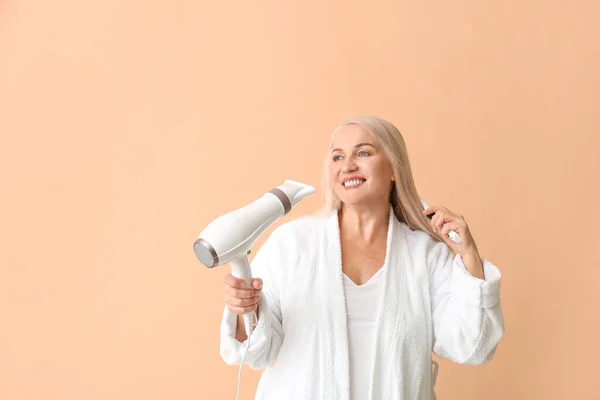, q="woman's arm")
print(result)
[428,239,504,364]
[220,229,285,370]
